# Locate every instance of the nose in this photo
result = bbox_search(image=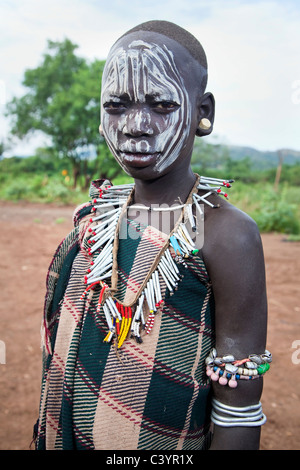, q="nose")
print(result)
[122,108,153,137]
